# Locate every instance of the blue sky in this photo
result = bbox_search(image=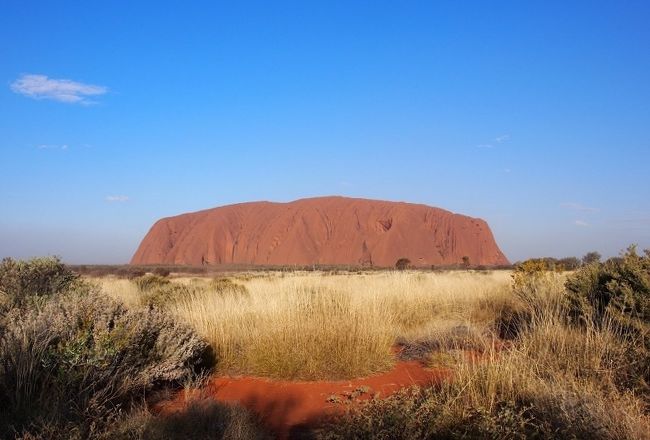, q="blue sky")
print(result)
[1,1,649,263]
